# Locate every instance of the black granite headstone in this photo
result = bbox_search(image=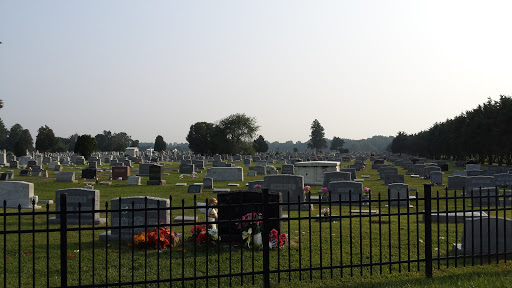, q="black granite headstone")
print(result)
[217,190,282,242]
[82,168,97,179]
